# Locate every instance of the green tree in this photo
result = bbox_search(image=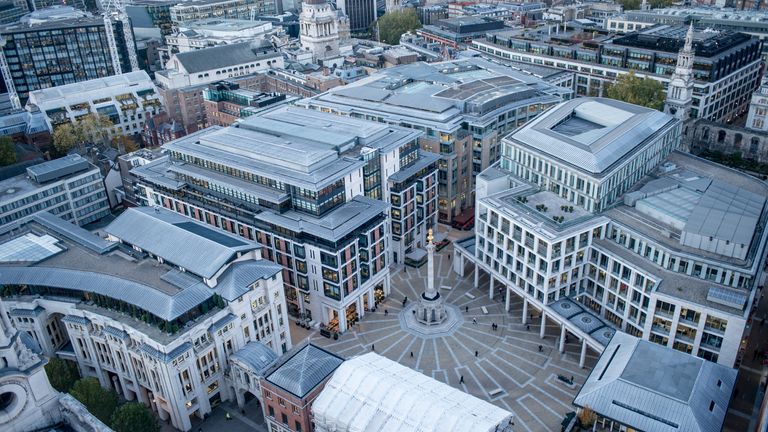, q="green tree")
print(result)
[111,402,160,432]
[605,71,665,111]
[52,113,117,154]
[0,137,16,166]
[44,357,80,393]
[70,377,119,424]
[375,9,421,45]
